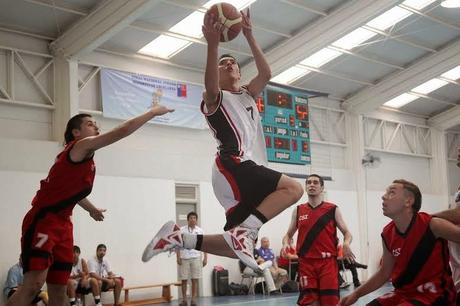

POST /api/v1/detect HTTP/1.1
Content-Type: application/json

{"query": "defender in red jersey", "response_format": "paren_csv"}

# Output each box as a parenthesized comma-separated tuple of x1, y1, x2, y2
(283, 174, 355, 306)
(340, 179, 460, 306)
(8, 103, 173, 306)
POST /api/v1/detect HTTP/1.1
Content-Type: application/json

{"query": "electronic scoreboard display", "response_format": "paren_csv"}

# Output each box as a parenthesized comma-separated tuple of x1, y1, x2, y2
(258, 83, 311, 165)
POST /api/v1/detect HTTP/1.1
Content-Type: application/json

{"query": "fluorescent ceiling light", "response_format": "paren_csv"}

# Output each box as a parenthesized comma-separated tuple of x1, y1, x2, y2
(402, 0, 436, 10)
(441, 66, 460, 80)
(299, 48, 342, 68)
(170, 11, 205, 38)
(138, 0, 257, 58)
(332, 27, 376, 50)
(383, 93, 418, 108)
(271, 66, 309, 84)
(366, 6, 412, 31)
(411, 78, 448, 94)
(138, 35, 191, 59)
(441, 0, 460, 8)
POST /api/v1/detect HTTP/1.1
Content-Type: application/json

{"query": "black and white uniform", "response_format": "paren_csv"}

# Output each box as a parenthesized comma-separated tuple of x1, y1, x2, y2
(201, 87, 282, 230)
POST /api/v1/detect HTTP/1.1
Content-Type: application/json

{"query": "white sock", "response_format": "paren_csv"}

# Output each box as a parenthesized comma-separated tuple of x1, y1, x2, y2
(240, 215, 264, 229)
(183, 233, 197, 249)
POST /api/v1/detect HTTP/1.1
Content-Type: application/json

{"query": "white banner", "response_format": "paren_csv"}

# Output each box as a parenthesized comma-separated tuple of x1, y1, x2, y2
(101, 68, 206, 129)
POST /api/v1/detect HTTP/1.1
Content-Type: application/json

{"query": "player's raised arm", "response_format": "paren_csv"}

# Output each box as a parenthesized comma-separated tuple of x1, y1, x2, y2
(71, 103, 173, 162)
(202, 12, 222, 112)
(242, 9, 271, 98)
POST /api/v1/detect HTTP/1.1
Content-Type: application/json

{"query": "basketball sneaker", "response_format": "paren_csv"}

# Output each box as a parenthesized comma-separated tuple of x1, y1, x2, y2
(223, 226, 261, 272)
(142, 221, 183, 262)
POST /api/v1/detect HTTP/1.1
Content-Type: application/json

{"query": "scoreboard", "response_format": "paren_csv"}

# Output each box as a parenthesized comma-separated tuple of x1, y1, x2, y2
(257, 83, 311, 165)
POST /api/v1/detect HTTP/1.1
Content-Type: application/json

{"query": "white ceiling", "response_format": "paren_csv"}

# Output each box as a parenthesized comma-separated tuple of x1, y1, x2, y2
(0, 0, 459, 124)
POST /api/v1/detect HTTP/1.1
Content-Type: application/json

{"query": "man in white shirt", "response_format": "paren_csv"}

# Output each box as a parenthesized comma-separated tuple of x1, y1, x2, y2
(67, 246, 101, 306)
(176, 212, 207, 306)
(87, 244, 122, 306)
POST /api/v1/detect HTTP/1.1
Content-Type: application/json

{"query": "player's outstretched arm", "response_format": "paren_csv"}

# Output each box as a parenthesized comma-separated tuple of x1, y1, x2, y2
(202, 12, 222, 112)
(433, 206, 460, 225)
(242, 9, 271, 98)
(71, 103, 173, 161)
(340, 241, 394, 306)
(78, 198, 106, 221)
(431, 217, 460, 243)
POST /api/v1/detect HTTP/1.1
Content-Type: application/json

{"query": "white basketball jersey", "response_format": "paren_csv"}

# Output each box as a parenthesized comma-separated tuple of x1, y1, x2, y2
(201, 87, 267, 165)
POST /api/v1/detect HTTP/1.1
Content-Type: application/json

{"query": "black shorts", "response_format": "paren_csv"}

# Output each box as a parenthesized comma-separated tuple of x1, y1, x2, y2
(213, 155, 282, 230)
(76, 282, 92, 295)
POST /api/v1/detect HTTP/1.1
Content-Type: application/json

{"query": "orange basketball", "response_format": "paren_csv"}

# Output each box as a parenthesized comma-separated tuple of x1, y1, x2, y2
(206, 2, 242, 42)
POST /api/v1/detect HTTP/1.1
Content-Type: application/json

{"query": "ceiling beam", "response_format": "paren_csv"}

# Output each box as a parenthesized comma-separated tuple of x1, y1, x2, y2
(343, 38, 460, 114)
(280, 0, 328, 16)
(24, 0, 87, 15)
(49, 0, 161, 59)
(328, 45, 405, 70)
(241, 0, 404, 83)
(428, 105, 460, 130)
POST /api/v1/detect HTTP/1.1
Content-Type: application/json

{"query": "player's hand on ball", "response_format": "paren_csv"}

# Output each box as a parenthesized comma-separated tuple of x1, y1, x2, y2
(151, 103, 174, 116)
(202, 12, 222, 45)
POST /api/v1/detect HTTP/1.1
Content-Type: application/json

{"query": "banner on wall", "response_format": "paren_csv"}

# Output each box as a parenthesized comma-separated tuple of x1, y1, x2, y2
(101, 68, 206, 129)
(258, 82, 323, 165)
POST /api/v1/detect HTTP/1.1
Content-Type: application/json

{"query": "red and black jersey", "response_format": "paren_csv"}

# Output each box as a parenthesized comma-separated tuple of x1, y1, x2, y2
(296, 202, 338, 259)
(382, 212, 452, 291)
(30, 141, 95, 217)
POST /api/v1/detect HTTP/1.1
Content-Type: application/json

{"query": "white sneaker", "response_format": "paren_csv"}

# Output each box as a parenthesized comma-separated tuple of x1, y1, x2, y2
(142, 221, 183, 262)
(223, 226, 261, 272)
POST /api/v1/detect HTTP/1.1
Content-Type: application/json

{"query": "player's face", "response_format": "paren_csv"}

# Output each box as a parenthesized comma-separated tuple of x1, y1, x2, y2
(218, 57, 240, 83)
(381, 183, 406, 217)
(74, 117, 100, 140)
(305, 177, 323, 196)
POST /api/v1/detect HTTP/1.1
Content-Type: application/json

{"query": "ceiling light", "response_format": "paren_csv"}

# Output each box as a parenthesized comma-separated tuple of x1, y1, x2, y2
(299, 48, 342, 68)
(383, 93, 418, 108)
(402, 0, 436, 10)
(271, 66, 309, 84)
(441, 0, 460, 8)
(441, 66, 460, 80)
(411, 78, 448, 94)
(332, 27, 377, 50)
(138, 35, 191, 59)
(366, 6, 412, 31)
(170, 11, 205, 38)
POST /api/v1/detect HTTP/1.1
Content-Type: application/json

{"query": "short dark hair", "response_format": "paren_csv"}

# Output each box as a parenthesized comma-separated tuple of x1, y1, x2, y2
(96, 244, 107, 251)
(218, 53, 241, 71)
(64, 114, 92, 144)
(73, 245, 81, 253)
(187, 212, 198, 220)
(306, 174, 324, 187)
(393, 179, 422, 212)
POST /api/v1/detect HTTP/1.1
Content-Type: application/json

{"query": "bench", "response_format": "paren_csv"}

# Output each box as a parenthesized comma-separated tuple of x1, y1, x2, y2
(121, 282, 182, 306)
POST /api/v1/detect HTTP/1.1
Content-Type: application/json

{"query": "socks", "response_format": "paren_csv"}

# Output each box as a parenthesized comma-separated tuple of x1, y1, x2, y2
(94, 295, 101, 304)
(69, 298, 76, 306)
(240, 210, 268, 229)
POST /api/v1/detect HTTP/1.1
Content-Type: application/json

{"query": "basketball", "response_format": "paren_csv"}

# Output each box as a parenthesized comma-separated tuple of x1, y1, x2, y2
(205, 2, 242, 42)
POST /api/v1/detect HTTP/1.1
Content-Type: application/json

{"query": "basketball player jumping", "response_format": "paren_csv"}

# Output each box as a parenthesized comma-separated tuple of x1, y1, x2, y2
(142, 9, 303, 271)
(8, 103, 173, 306)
